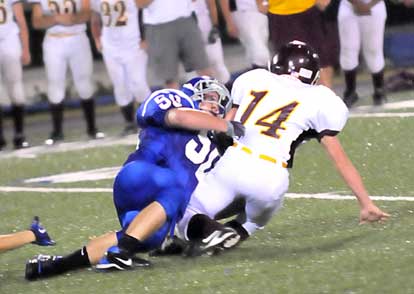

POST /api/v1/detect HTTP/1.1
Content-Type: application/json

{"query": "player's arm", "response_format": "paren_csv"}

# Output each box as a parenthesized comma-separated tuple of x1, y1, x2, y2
(320, 135, 390, 223)
(255, 0, 268, 14)
(206, 0, 218, 27)
(165, 108, 242, 137)
(31, 3, 60, 29)
(218, 0, 238, 38)
(90, 11, 102, 52)
(135, 0, 153, 8)
(13, 2, 31, 66)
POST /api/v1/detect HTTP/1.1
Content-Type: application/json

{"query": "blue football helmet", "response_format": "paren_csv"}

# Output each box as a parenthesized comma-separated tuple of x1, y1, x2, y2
(180, 76, 232, 117)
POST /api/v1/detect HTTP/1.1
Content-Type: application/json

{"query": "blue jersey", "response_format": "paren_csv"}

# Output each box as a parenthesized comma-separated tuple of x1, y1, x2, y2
(113, 88, 220, 251)
(121, 89, 218, 220)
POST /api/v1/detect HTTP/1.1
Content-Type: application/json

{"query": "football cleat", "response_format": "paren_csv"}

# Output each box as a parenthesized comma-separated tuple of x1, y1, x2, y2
(25, 254, 62, 281)
(149, 236, 188, 256)
(373, 89, 387, 106)
(343, 91, 359, 108)
(13, 134, 29, 150)
(96, 246, 151, 271)
(44, 132, 64, 146)
(105, 251, 151, 271)
(0, 138, 6, 151)
(30, 216, 56, 246)
(184, 227, 241, 257)
(88, 130, 105, 140)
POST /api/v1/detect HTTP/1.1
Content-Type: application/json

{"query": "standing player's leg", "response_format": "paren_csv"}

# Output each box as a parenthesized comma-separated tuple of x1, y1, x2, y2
(2, 34, 29, 149)
(123, 48, 151, 135)
(359, 1, 387, 106)
(69, 33, 104, 139)
(232, 10, 270, 69)
(338, 1, 361, 107)
(43, 36, 67, 145)
(102, 50, 136, 135)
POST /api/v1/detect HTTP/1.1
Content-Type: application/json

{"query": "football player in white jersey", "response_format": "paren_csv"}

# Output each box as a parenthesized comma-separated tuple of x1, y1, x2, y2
(219, 0, 270, 69)
(90, 0, 151, 135)
(176, 41, 390, 253)
(0, 0, 30, 150)
(30, 0, 104, 144)
(192, 0, 231, 86)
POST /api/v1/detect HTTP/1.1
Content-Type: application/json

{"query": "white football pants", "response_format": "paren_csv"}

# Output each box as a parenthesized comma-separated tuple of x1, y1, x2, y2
(177, 145, 289, 240)
(0, 33, 25, 105)
(42, 32, 94, 104)
(338, 0, 387, 73)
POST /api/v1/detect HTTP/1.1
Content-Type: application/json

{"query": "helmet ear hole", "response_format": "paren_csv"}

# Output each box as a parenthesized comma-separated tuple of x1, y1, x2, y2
(269, 40, 320, 85)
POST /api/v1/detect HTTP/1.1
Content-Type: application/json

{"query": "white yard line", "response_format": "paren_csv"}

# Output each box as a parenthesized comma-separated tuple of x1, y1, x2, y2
(0, 186, 412, 201)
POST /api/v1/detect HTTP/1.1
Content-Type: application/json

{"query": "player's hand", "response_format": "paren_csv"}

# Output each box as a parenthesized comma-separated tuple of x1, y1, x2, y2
(21, 50, 31, 66)
(139, 40, 148, 50)
(208, 26, 220, 44)
(225, 121, 245, 139)
(351, 0, 371, 15)
(94, 39, 102, 52)
(359, 204, 390, 224)
(257, 1, 268, 14)
(226, 21, 239, 38)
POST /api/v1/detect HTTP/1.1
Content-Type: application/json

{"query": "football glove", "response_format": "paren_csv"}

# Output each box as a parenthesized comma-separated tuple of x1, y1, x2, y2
(225, 121, 245, 139)
(207, 130, 234, 156)
(208, 26, 220, 44)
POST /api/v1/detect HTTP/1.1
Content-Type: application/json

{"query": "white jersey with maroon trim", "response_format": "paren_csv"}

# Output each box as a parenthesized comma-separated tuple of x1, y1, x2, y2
(0, 0, 19, 39)
(231, 68, 349, 165)
(91, 0, 140, 49)
(28, 0, 86, 34)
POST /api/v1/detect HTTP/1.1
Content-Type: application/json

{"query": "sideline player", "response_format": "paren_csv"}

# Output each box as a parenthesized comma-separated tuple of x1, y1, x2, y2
(90, 0, 151, 135)
(338, 0, 387, 107)
(24, 77, 245, 280)
(30, 0, 105, 144)
(0, 0, 31, 150)
(192, 0, 231, 86)
(219, 0, 270, 69)
(0, 217, 55, 253)
(176, 41, 390, 251)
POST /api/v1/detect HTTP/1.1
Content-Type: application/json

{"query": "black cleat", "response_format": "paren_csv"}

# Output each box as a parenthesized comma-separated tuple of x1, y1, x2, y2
(184, 227, 241, 257)
(105, 251, 151, 271)
(44, 132, 64, 146)
(149, 236, 188, 256)
(25, 254, 62, 281)
(373, 89, 387, 106)
(13, 134, 29, 149)
(88, 130, 105, 140)
(343, 91, 359, 108)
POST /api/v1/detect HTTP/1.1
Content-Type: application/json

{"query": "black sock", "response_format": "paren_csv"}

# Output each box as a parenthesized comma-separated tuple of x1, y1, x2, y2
(0, 107, 4, 144)
(344, 68, 357, 95)
(120, 103, 135, 124)
(50, 103, 64, 135)
(45, 247, 91, 276)
(11, 104, 25, 136)
(81, 99, 97, 134)
(372, 70, 385, 93)
(118, 234, 144, 257)
(187, 214, 224, 241)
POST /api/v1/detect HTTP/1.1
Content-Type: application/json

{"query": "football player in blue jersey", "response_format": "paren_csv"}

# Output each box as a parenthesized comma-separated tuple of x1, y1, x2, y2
(24, 76, 245, 280)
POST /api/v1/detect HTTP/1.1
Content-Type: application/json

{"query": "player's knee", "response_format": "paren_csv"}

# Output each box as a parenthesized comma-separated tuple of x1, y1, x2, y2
(156, 187, 187, 220)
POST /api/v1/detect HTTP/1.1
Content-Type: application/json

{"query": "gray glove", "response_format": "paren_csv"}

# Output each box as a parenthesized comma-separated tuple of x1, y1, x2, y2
(225, 121, 245, 139)
(208, 26, 220, 44)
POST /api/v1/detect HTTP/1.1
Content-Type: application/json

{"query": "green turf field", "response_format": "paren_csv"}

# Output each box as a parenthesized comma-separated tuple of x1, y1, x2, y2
(1, 95, 414, 294)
